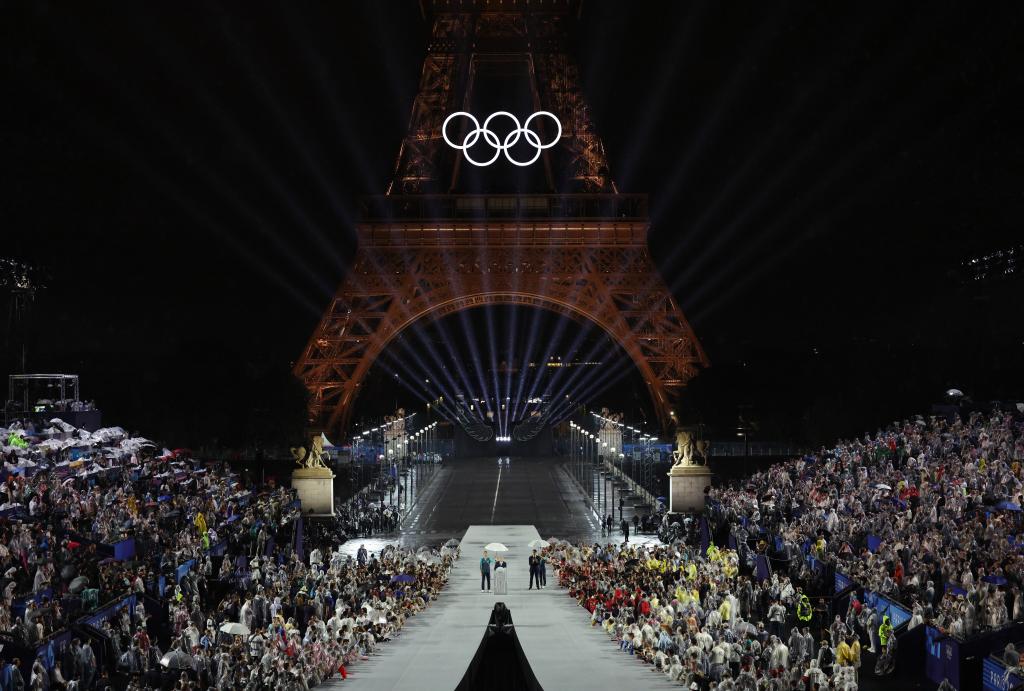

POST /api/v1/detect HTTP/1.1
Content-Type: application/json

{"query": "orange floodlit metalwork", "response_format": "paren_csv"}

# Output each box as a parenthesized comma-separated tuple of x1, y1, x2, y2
(295, 1, 708, 434)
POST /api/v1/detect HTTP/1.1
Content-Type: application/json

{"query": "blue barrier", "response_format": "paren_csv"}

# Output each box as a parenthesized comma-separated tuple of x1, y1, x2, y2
(85, 593, 137, 627)
(112, 538, 135, 561)
(983, 657, 1024, 691)
(835, 571, 856, 593)
(946, 583, 968, 598)
(865, 591, 912, 628)
(176, 559, 196, 583)
(37, 631, 74, 673)
(926, 626, 961, 687)
(699, 517, 711, 554)
(11, 587, 54, 619)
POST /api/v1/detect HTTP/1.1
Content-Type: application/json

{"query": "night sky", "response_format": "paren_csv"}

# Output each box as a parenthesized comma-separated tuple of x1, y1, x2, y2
(3, 1, 1022, 449)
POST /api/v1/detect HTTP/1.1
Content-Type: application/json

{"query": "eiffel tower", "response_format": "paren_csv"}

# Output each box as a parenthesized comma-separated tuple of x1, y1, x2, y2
(296, 0, 708, 434)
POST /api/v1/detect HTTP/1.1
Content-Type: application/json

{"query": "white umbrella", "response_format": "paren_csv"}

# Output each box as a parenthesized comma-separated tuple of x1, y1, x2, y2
(946, 389, 964, 398)
(875, 483, 892, 491)
(527, 539, 550, 550)
(160, 649, 194, 670)
(219, 622, 249, 636)
(483, 542, 509, 552)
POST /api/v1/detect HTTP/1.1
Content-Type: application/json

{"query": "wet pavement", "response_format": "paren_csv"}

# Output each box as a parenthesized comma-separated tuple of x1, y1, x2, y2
(334, 455, 661, 558)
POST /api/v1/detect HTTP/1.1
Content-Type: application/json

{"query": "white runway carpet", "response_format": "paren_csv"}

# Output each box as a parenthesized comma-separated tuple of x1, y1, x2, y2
(331, 525, 678, 690)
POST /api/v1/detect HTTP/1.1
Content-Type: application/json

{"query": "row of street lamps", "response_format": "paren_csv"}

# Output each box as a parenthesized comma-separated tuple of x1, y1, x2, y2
(350, 417, 441, 517)
(591, 412, 661, 499)
(570, 418, 663, 521)
(569, 421, 628, 522)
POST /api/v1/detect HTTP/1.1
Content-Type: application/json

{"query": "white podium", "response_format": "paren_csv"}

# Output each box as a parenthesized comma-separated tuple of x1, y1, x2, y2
(668, 464, 712, 513)
(291, 467, 336, 516)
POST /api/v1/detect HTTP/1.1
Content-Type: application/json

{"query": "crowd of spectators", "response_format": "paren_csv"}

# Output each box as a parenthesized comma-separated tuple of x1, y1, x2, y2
(547, 407, 1024, 689)
(708, 409, 1024, 640)
(553, 539, 869, 689)
(0, 416, 453, 689)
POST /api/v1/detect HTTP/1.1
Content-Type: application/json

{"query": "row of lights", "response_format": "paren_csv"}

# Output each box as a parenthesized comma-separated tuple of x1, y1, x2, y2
(586, 414, 657, 441)
(354, 412, 417, 441)
(374, 421, 439, 460)
(569, 422, 627, 458)
(496, 436, 511, 443)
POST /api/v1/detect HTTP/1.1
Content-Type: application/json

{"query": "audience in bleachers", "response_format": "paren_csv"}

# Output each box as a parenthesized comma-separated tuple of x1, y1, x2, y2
(0, 417, 452, 689)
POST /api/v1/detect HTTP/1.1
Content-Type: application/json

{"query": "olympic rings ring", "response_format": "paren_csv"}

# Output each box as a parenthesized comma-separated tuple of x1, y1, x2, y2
(442, 111, 562, 167)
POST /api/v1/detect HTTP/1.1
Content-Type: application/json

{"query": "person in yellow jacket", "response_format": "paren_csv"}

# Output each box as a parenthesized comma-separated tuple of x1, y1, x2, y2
(836, 636, 854, 668)
(797, 594, 813, 623)
(813, 536, 827, 559)
(878, 615, 893, 647)
(718, 598, 731, 623)
(194, 511, 207, 535)
(685, 562, 697, 581)
(707, 544, 720, 561)
(723, 561, 738, 578)
(850, 635, 862, 681)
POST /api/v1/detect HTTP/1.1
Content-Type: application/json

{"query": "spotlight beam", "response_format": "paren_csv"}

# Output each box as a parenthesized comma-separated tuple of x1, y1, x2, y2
(682, 21, 975, 319)
(653, 9, 955, 305)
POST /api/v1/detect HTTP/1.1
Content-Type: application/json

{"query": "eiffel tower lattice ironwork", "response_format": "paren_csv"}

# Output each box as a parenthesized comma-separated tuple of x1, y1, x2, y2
(295, 0, 708, 434)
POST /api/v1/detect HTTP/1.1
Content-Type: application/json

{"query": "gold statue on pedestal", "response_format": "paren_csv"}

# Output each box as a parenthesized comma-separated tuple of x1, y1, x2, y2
(696, 439, 710, 465)
(671, 429, 708, 467)
(671, 429, 694, 467)
(291, 434, 328, 470)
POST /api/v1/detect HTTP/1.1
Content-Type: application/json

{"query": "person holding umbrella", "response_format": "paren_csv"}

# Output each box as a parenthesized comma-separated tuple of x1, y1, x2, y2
(529, 550, 540, 590)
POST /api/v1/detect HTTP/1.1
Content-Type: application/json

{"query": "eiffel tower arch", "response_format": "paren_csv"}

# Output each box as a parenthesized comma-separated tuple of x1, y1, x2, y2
(296, 0, 708, 434)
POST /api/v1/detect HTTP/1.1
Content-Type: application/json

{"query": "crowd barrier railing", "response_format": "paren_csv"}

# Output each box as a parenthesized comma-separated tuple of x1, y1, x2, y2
(982, 652, 1024, 691)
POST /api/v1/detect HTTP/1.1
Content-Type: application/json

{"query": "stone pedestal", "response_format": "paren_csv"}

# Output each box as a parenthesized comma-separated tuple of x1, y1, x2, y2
(291, 467, 335, 516)
(668, 464, 713, 513)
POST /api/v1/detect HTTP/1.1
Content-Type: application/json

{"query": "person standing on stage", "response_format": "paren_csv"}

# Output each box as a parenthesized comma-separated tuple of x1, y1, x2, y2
(480, 550, 492, 592)
(528, 550, 540, 590)
(538, 552, 547, 589)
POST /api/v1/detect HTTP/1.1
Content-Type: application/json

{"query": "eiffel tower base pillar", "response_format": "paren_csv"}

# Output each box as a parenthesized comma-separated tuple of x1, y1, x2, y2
(667, 465, 712, 513)
(292, 468, 336, 516)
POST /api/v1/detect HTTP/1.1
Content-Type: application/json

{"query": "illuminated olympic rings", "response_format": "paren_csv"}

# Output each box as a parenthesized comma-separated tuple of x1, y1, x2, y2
(441, 111, 562, 167)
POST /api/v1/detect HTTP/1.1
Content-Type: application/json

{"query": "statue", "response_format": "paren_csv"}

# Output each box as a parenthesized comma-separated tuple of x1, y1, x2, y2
(696, 439, 709, 466)
(671, 429, 695, 467)
(599, 407, 623, 432)
(291, 434, 328, 469)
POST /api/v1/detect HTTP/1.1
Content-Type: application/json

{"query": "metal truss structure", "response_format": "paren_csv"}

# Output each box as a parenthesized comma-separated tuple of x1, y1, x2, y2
(296, 0, 708, 434)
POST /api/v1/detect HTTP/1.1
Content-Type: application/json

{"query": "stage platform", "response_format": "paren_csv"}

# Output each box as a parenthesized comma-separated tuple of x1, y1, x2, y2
(334, 524, 677, 690)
